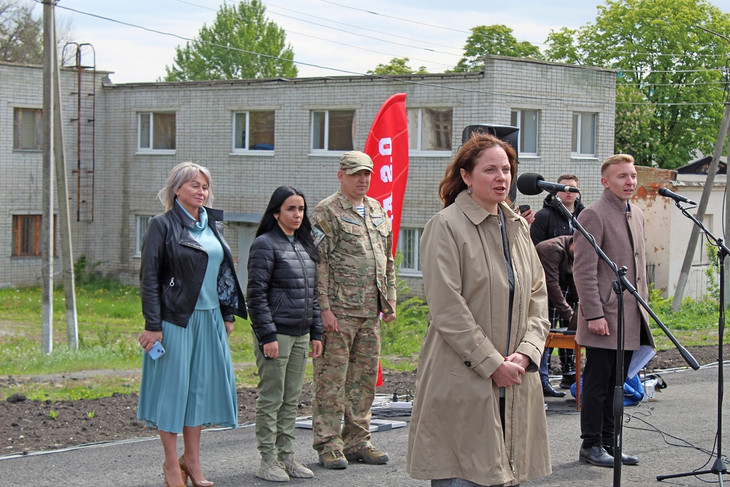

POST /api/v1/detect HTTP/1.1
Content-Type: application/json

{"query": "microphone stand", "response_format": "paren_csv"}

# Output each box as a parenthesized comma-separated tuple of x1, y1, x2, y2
(549, 193, 700, 487)
(656, 200, 727, 484)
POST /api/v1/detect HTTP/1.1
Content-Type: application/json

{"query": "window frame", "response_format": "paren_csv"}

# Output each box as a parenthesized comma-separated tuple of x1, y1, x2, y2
(231, 110, 276, 154)
(571, 112, 597, 157)
(310, 109, 355, 153)
(137, 111, 176, 154)
(407, 107, 453, 155)
(397, 227, 423, 276)
(13, 107, 43, 151)
(510, 109, 539, 156)
(11, 214, 50, 257)
(135, 215, 152, 257)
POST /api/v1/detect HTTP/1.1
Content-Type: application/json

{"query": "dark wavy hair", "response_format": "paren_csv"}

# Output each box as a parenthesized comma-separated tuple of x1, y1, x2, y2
(256, 186, 320, 263)
(438, 133, 517, 208)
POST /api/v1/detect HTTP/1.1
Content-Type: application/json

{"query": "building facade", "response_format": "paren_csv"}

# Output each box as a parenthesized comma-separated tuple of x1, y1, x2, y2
(2, 56, 617, 294)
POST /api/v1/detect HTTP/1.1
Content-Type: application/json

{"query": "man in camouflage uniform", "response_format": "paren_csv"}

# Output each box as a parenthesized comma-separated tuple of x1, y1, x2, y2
(310, 151, 397, 470)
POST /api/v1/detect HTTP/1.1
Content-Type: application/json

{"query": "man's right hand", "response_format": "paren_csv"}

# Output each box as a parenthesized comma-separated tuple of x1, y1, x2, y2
(588, 317, 610, 336)
(321, 309, 339, 332)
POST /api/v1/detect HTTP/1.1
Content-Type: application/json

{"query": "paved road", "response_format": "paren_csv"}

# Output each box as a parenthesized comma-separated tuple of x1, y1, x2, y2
(2, 365, 728, 486)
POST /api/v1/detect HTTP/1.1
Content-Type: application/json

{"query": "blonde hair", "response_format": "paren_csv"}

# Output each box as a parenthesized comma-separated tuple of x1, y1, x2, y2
(600, 154, 634, 175)
(157, 162, 213, 211)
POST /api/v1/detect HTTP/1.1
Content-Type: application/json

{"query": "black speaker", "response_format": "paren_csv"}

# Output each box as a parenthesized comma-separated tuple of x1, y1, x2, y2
(461, 124, 520, 202)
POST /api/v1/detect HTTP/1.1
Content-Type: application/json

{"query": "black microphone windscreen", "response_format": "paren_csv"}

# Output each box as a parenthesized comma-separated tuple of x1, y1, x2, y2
(658, 188, 671, 197)
(516, 173, 544, 196)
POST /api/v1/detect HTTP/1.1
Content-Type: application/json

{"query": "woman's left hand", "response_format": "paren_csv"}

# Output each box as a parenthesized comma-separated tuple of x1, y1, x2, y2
(309, 340, 322, 358)
(224, 321, 234, 337)
(492, 353, 529, 387)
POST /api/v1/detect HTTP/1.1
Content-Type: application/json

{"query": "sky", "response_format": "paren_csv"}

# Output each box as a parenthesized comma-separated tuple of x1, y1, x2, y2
(48, 0, 730, 84)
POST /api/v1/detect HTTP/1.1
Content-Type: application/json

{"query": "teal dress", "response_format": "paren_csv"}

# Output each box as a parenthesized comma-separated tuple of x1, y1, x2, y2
(137, 205, 238, 433)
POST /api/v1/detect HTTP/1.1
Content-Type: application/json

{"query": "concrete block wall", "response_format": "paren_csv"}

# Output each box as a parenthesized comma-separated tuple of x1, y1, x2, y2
(2, 57, 617, 292)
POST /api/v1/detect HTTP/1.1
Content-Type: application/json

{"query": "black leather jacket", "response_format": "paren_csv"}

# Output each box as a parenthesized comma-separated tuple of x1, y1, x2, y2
(140, 203, 247, 332)
(246, 226, 323, 345)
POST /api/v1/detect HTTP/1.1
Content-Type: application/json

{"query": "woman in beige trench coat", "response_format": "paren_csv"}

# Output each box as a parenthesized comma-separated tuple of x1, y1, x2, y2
(407, 133, 552, 487)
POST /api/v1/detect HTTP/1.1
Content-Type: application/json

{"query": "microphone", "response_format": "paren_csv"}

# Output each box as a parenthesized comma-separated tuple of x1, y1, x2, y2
(516, 173, 581, 196)
(658, 187, 697, 205)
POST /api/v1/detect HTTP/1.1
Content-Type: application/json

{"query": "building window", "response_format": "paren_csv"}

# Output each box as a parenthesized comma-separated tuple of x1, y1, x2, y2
(510, 109, 539, 155)
(398, 227, 422, 274)
(12, 215, 43, 257)
(233, 110, 275, 151)
(13, 107, 42, 150)
(311, 110, 354, 151)
(408, 108, 452, 152)
(138, 112, 176, 152)
(135, 215, 152, 257)
(572, 112, 597, 156)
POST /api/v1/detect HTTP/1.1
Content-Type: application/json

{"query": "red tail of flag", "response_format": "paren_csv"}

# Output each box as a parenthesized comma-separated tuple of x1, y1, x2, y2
(365, 93, 409, 387)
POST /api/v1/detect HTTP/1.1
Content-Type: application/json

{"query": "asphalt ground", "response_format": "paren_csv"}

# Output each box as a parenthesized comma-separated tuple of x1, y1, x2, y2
(1, 364, 728, 487)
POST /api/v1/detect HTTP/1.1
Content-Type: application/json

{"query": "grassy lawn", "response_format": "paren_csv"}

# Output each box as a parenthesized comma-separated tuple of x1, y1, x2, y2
(0, 277, 725, 402)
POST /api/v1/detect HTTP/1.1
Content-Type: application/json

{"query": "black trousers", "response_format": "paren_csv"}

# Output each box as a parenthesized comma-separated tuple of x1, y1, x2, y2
(579, 347, 633, 448)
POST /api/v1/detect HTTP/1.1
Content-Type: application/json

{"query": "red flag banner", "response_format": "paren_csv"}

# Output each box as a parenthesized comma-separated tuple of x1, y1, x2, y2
(364, 93, 408, 388)
(365, 93, 409, 252)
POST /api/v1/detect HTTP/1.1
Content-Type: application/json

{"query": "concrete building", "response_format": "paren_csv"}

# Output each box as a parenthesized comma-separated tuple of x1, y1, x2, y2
(3, 55, 618, 294)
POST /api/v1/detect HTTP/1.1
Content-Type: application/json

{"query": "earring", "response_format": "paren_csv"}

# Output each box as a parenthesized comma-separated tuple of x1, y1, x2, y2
(466, 187, 472, 195)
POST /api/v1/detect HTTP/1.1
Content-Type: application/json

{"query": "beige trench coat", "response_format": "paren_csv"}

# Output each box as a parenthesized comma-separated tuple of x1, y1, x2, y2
(407, 192, 552, 486)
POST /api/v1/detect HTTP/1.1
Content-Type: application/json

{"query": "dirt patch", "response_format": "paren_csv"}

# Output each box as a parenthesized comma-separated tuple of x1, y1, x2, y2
(0, 346, 719, 456)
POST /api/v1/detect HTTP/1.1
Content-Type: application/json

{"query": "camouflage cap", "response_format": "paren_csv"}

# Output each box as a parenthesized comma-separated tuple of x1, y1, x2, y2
(339, 151, 374, 175)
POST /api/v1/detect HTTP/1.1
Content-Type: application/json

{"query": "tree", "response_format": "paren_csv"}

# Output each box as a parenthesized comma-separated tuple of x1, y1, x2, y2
(164, 0, 297, 81)
(0, 0, 42, 64)
(367, 57, 428, 75)
(453, 24, 543, 72)
(545, 0, 730, 168)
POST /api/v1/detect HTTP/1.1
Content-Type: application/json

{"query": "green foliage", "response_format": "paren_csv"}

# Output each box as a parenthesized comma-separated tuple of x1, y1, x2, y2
(544, 0, 730, 168)
(367, 57, 428, 75)
(49, 410, 59, 420)
(614, 83, 656, 160)
(164, 0, 297, 81)
(648, 284, 725, 349)
(705, 242, 720, 301)
(86, 410, 96, 419)
(0, 0, 42, 64)
(453, 24, 543, 72)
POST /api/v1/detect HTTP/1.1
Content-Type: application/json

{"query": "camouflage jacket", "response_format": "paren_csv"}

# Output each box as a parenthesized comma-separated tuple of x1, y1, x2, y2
(311, 190, 396, 318)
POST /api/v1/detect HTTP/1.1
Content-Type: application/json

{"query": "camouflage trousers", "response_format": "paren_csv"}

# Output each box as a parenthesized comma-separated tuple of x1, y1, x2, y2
(312, 313, 380, 454)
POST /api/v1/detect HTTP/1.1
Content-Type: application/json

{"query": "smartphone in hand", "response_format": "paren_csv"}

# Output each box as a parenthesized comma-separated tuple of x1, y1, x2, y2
(148, 340, 165, 360)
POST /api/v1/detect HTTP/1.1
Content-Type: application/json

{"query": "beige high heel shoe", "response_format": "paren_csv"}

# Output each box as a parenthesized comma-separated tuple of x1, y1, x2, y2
(162, 463, 187, 487)
(179, 455, 214, 487)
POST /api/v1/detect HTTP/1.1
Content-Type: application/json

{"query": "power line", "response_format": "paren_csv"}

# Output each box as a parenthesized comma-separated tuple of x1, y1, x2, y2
(284, 29, 454, 70)
(263, 1, 463, 54)
(319, 0, 469, 34)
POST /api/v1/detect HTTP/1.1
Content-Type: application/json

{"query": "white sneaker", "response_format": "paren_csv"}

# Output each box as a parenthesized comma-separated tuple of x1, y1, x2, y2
(280, 454, 314, 479)
(256, 458, 290, 482)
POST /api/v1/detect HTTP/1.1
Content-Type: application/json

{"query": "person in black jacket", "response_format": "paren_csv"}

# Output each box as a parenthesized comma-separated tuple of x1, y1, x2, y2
(247, 186, 324, 482)
(137, 162, 246, 487)
(530, 174, 584, 395)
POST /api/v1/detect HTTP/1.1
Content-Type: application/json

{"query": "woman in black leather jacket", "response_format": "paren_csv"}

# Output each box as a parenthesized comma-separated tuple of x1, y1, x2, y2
(247, 186, 323, 482)
(137, 162, 246, 487)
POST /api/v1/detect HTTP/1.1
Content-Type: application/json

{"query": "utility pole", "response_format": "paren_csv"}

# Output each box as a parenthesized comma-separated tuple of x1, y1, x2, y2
(51, 10, 79, 350)
(42, 0, 78, 351)
(673, 26, 730, 310)
(41, 0, 55, 354)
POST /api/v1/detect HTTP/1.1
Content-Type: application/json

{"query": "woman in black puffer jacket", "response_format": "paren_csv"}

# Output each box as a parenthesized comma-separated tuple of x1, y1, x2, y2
(247, 186, 323, 482)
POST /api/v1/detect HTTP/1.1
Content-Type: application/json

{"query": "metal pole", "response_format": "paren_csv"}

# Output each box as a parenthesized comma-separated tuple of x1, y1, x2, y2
(41, 0, 55, 354)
